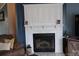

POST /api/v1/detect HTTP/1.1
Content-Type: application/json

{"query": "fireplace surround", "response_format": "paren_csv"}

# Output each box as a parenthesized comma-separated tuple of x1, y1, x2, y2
(33, 33, 55, 52)
(24, 4, 63, 54)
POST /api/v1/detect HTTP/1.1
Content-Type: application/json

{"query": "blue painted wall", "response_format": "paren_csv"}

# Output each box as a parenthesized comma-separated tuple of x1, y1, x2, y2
(16, 4, 26, 47)
(64, 3, 79, 35)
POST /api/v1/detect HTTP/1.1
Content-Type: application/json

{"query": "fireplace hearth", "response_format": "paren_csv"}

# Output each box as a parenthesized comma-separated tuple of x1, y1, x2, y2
(33, 33, 55, 52)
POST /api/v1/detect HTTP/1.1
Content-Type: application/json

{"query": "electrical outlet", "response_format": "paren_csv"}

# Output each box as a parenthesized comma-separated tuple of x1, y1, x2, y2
(56, 20, 60, 24)
(25, 21, 28, 25)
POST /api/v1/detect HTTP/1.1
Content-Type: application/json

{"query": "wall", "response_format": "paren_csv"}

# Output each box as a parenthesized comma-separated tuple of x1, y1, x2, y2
(7, 3, 16, 36)
(16, 4, 26, 47)
(0, 4, 17, 35)
(63, 3, 79, 35)
(24, 4, 63, 53)
(0, 5, 9, 35)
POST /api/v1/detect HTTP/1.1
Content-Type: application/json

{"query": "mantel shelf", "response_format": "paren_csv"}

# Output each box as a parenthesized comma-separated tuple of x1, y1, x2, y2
(24, 25, 56, 28)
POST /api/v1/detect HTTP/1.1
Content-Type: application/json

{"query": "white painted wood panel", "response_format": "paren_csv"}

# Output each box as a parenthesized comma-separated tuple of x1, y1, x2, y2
(24, 4, 58, 26)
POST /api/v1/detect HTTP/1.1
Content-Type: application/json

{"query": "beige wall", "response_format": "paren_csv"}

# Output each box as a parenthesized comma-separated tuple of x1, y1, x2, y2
(7, 3, 16, 36)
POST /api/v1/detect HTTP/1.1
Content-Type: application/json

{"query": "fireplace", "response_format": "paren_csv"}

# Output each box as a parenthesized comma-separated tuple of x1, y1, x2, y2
(33, 33, 55, 52)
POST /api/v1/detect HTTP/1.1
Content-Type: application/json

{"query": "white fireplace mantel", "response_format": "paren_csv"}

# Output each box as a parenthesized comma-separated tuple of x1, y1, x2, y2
(23, 4, 63, 53)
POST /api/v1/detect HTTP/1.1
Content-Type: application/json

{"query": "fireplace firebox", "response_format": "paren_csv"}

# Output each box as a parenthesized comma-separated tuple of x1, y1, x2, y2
(33, 33, 55, 52)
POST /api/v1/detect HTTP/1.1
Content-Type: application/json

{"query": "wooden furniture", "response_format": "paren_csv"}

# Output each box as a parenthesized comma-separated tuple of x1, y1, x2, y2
(63, 38, 68, 56)
(75, 15, 79, 36)
(68, 37, 79, 56)
(0, 34, 26, 56)
(0, 42, 25, 56)
(63, 37, 79, 56)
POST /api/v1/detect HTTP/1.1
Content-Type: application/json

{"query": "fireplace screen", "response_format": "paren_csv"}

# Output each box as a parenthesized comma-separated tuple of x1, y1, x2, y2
(33, 33, 55, 52)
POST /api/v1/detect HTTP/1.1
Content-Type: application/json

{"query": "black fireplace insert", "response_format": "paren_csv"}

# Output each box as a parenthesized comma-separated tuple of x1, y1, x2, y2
(33, 33, 55, 52)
